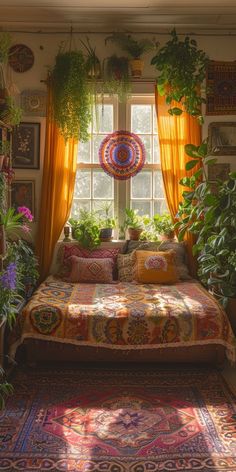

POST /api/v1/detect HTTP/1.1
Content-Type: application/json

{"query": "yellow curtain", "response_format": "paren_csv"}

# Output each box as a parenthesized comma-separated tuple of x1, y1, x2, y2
(155, 91, 201, 277)
(36, 85, 78, 280)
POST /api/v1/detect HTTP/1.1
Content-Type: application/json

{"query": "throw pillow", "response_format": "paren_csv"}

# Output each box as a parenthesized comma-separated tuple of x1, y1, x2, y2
(66, 256, 114, 283)
(158, 240, 191, 280)
(63, 245, 120, 266)
(117, 251, 136, 282)
(124, 240, 160, 254)
(133, 250, 179, 284)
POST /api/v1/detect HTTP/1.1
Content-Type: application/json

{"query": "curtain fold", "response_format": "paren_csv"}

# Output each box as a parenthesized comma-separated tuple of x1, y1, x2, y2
(36, 84, 78, 280)
(155, 91, 201, 277)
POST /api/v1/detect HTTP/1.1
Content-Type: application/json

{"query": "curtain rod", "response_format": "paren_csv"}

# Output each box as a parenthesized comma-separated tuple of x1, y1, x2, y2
(2, 29, 236, 37)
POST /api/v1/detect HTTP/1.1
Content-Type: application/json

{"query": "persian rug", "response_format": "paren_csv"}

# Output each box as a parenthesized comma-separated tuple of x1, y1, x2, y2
(0, 367, 236, 471)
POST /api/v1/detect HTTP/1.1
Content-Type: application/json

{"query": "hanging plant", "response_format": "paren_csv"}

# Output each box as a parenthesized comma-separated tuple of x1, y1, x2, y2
(51, 50, 92, 141)
(103, 54, 131, 103)
(151, 29, 208, 123)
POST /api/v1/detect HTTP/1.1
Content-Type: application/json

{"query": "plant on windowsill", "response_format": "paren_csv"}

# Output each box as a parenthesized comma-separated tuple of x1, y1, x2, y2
(105, 32, 158, 78)
(51, 48, 92, 141)
(103, 55, 131, 103)
(151, 29, 208, 124)
(97, 202, 116, 241)
(152, 213, 175, 240)
(123, 208, 144, 240)
(69, 209, 101, 249)
(174, 140, 236, 314)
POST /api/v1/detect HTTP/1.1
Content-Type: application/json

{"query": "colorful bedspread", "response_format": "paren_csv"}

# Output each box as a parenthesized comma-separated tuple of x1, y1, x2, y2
(9, 276, 236, 361)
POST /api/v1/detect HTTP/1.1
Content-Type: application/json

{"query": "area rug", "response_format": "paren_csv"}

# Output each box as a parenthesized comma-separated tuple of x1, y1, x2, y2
(0, 367, 236, 471)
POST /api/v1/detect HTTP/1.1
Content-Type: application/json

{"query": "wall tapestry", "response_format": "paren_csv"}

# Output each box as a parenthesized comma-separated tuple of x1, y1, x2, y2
(21, 90, 47, 116)
(206, 61, 236, 115)
(99, 130, 146, 180)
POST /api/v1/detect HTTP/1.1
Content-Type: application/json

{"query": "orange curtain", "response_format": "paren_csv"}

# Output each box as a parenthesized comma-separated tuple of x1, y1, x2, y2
(155, 91, 201, 277)
(36, 84, 78, 280)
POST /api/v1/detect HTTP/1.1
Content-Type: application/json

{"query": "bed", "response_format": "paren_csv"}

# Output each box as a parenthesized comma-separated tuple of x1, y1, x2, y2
(9, 274, 236, 364)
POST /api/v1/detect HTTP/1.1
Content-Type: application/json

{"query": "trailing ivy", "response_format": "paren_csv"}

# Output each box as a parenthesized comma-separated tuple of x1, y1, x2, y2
(51, 50, 92, 141)
(151, 29, 208, 123)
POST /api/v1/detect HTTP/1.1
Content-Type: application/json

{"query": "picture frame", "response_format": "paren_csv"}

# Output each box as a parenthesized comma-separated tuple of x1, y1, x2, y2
(11, 180, 35, 217)
(12, 122, 40, 169)
(208, 122, 236, 156)
(206, 61, 236, 115)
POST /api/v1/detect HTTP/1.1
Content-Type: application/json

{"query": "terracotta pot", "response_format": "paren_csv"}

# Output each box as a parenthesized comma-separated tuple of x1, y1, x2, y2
(0, 224, 6, 256)
(159, 231, 175, 241)
(226, 297, 236, 336)
(129, 58, 144, 78)
(128, 228, 143, 241)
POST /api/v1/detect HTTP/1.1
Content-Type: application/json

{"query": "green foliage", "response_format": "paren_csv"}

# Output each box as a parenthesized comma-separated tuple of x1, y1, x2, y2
(123, 208, 143, 230)
(151, 29, 208, 123)
(103, 55, 131, 103)
(105, 32, 158, 59)
(0, 367, 13, 411)
(51, 50, 92, 141)
(1, 97, 22, 126)
(0, 207, 25, 239)
(152, 213, 174, 237)
(175, 140, 236, 304)
(69, 209, 101, 249)
(80, 37, 101, 78)
(0, 33, 11, 64)
(7, 239, 39, 298)
(97, 202, 116, 229)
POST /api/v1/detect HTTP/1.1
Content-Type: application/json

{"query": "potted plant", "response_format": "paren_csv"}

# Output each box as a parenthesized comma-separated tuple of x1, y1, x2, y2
(123, 208, 143, 240)
(175, 140, 236, 317)
(80, 37, 101, 79)
(98, 202, 116, 241)
(51, 49, 92, 141)
(1, 96, 22, 127)
(151, 29, 208, 123)
(69, 209, 101, 249)
(103, 54, 131, 103)
(7, 239, 39, 299)
(0, 367, 13, 409)
(105, 32, 158, 78)
(152, 213, 175, 240)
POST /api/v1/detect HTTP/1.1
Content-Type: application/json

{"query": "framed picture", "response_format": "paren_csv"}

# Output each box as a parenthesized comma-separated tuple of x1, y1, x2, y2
(206, 61, 236, 115)
(21, 90, 47, 116)
(11, 180, 35, 216)
(208, 122, 236, 155)
(12, 122, 40, 169)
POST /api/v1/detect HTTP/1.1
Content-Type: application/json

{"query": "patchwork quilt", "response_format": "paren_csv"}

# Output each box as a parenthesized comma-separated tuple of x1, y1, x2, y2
(9, 276, 236, 361)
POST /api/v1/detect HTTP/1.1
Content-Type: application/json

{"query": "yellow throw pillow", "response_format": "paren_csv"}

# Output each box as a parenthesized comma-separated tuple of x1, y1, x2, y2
(133, 250, 179, 284)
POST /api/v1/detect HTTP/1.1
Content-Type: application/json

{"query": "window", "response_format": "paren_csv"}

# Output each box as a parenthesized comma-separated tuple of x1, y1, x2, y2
(71, 94, 167, 224)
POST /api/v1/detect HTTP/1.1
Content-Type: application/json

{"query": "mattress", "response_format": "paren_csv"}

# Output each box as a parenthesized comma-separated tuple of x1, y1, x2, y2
(9, 276, 236, 362)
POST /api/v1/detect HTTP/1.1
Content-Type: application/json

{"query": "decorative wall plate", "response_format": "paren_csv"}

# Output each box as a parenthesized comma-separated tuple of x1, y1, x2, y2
(21, 90, 47, 116)
(8, 44, 34, 73)
(99, 130, 146, 180)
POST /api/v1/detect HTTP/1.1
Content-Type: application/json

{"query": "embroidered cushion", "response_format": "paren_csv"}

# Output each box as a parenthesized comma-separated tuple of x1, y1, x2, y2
(133, 250, 179, 284)
(158, 240, 191, 280)
(117, 251, 136, 282)
(63, 245, 120, 265)
(67, 256, 114, 283)
(123, 240, 160, 254)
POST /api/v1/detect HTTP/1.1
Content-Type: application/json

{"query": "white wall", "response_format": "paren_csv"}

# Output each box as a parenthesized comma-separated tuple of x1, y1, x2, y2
(6, 31, 236, 238)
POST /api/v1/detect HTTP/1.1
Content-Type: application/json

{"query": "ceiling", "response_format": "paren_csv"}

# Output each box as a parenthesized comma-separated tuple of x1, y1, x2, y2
(1, 0, 236, 32)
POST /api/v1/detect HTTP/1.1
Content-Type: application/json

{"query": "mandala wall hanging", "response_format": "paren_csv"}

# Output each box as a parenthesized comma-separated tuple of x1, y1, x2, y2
(99, 130, 146, 180)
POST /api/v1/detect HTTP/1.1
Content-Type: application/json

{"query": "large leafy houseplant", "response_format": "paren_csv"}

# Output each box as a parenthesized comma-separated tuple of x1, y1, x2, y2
(175, 140, 236, 306)
(151, 29, 208, 123)
(69, 209, 101, 249)
(105, 32, 156, 59)
(51, 49, 92, 141)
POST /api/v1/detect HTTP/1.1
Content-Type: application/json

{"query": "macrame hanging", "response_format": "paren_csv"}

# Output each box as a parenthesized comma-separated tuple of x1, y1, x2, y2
(99, 130, 146, 180)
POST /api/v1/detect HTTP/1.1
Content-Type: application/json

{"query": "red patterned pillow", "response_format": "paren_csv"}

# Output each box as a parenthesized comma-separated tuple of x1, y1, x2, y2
(63, 245, 120, 266)
(67, 256, 114, 283)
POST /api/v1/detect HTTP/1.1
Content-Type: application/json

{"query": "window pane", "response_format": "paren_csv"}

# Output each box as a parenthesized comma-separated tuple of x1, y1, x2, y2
(131, 105, 152, 134)
(132, 200, 151, 216)
(153, 136, 160, 164)
(93, 135, 104, 163)
(131, 172, 152, 199)
(154, 171, 165, 198)
(93, 200, 114, 216)
(154, 200, 168, 215)
(77, 140, 91, 163)
(153, 106, 158, 134)
(71, 200, 91, 218)
(140, 135, 151, 163)
(74, 170, 91, 199)
(93, 104, 113, 133)
(93, 171, 113, 199)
